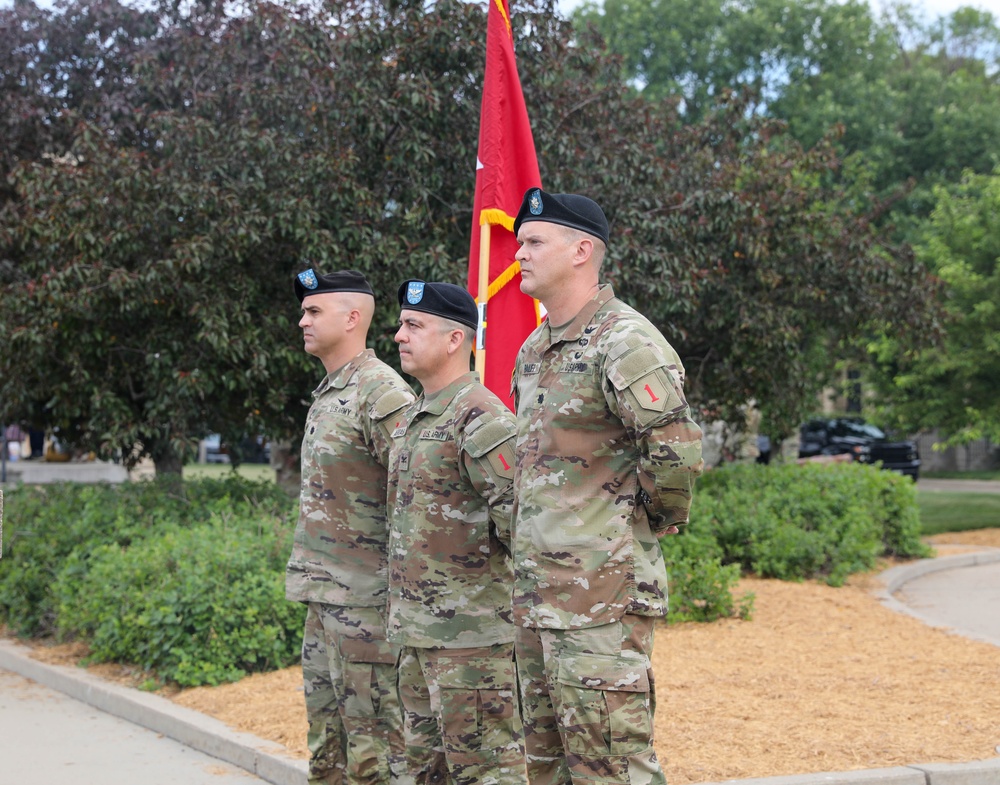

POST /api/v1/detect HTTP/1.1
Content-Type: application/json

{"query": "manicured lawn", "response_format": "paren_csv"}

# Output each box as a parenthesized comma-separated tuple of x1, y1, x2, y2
(182, 463, 276, 483)
(922, 470, 1000, 481)
(918, 490, 1000, 535)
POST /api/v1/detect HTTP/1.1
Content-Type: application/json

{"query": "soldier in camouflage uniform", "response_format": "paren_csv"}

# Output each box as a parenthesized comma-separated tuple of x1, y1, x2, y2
(387, 280, 527, 785)
(286, 268, 416, 785)
(509, 190, 704, 785)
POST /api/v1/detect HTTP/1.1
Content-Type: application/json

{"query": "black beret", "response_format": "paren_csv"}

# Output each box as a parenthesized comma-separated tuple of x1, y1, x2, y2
(513, 188, 610, 245)
(397, 280, 479, 331)
(294, 268, 374, 302)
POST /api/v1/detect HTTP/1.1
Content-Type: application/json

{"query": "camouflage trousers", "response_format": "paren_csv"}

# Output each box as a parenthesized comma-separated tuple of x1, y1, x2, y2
(302, 603, 412, 785)
(397, 642, 528, 785)
(514, 616, 666, 785)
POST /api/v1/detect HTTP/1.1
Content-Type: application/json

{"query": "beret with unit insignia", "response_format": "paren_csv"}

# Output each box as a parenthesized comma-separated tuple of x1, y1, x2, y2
(294, 267, 374, 302)
(513, 188, 610, 245)
(397, 279, 479, 331)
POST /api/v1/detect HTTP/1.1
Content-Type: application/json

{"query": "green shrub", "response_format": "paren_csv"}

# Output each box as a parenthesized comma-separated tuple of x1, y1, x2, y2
(686, 462, 929, 586)
(1, 463, 926, 685)
(660, 523, 754, 622)
(53, 511, 305, 687)
(0, 477, 294, 637)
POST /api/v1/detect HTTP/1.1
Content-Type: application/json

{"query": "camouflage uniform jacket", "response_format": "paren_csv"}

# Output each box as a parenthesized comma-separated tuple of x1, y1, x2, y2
(286, 349, 414, 607)
(386, 372, 518, 649)
(511, 284, 703, 630)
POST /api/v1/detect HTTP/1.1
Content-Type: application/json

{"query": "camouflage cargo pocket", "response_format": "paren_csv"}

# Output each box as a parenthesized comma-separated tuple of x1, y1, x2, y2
(432, 655, 520, 753)
(555, 651, 653, 757)
(339, 636, 398, 719)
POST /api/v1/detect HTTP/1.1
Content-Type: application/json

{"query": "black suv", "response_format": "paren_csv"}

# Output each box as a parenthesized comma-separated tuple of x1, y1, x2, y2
(798, 417, 921, 480)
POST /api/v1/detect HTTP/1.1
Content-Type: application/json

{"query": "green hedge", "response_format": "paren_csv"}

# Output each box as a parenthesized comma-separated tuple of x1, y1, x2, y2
(53, 514, 303, 686)
(671, 461, 930, 587)
(0, 462, 927, 685)
(0, 477, 304, 686)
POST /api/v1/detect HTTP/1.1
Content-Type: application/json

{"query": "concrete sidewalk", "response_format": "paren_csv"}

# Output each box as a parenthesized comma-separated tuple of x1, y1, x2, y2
(0, 639, 307, 785)
(2, 549, 1000, 785)
(0, 667, 269, 785)
(916, 478, 1000, 494)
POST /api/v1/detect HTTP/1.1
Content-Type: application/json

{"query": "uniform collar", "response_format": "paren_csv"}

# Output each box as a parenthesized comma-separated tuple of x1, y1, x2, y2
(413, 371, 479, 416)
(545, 284, 616, 346)
(313, 348, 374, 397)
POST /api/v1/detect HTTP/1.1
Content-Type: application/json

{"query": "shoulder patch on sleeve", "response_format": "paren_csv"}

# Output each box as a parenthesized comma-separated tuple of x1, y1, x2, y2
(607, 341, 667, 391)
(605, 337, 687, 426)
(463, 412, 516, 484)
(463, 413, 516, 458)
(369, 384, 413, 422)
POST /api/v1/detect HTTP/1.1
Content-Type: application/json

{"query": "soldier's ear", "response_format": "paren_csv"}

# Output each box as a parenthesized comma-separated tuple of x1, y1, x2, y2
(573, 237, 594, 268)
(446, 327, 469, 356)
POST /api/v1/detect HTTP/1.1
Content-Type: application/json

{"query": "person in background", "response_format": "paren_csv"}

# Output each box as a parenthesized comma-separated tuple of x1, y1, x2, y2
(509, 189, 704, 785)
(285, 268, 415, 785)
(4, 423, 25, 461)
(387, 280, 527, 785)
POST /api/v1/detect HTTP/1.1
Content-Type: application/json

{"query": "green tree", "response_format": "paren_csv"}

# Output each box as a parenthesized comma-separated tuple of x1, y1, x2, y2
(574, 0, 1000, 226)
(0, 0, 165, 224)
(867, 168, 1000, 444)
(513, 15, 938, 439)
(773, 4, 1000, 229)
(572, 0, 895, 121)
(0, 0, 940, 469)
(0, 0, 486, 473)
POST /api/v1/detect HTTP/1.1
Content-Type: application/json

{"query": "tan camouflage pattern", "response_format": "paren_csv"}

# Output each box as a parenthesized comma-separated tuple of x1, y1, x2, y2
(286, 348, 414, 606)
(386, 372, 518, 649)
(510, 284, 703, 630)
(515, 616, 665, 785)
(287, 348, 414, 785)
(302, 603, 412, 785)
(398, 643, 527, 785)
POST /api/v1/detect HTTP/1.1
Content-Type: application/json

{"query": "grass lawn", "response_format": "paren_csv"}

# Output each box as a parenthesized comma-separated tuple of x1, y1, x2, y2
(918, 490, 1000, 535)
(182, 463, 276, 483)
(922, 469, 1000, 481)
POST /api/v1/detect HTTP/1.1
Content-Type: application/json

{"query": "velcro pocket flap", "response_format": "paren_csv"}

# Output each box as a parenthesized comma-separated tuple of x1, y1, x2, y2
(556, 652, 650, 693)
(431, 656, 515, 689)
(339, 636, 397, 665)
(607, 345, 665, 391)
(370, 386, 412, 422)
(463, 415, 515, 459)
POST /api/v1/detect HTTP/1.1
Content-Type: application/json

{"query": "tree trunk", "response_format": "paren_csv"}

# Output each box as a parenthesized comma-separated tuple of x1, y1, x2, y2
(149, 440, 184, 492)
(270, 439, 300, 497)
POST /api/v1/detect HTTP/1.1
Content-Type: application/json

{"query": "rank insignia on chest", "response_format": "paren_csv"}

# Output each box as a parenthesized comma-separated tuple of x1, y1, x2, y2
(398, 450, 410, 472)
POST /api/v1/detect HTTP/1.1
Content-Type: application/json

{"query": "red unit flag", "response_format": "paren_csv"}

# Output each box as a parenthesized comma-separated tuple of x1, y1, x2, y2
(468, 0, 543, 410)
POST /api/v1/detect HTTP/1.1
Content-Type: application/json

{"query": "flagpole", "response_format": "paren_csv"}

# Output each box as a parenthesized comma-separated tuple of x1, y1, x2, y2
(475, 221, 490, 376)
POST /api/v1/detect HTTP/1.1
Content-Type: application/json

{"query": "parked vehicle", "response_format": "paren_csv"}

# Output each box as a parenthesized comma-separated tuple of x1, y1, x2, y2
(798, 417, 920, 480)
(202, 434, 270, 465)
(203, 434, 230, 464)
